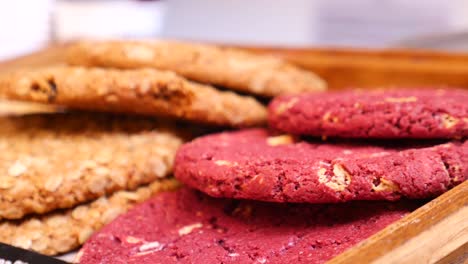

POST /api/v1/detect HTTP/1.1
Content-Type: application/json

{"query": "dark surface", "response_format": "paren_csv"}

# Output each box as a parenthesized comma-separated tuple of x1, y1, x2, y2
(0, 242, 67, 264)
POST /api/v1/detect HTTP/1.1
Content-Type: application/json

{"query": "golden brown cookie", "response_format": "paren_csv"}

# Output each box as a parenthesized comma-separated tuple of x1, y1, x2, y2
(66, 40, 326, 97)
(0, 66, 267, 127)
(0, 112, 184, 220)
(0, 178, 181, 256)
(0, 100, 61, 116)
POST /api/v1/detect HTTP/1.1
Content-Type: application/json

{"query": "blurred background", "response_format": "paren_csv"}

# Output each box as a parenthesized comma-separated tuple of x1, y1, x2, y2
(1, 0, 468, 61)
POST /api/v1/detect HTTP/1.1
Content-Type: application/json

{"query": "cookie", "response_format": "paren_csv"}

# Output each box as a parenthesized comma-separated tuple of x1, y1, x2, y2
(0, 100, 61, 115)
(77, 188, 418, 264)
(0, 66, 267, 127)
(0, 113, 184, 220)
(175, 129, 467, 203)
(66, 40, 326, 97)
(269, 89, 468, 139)
(0, 179, 180, 256)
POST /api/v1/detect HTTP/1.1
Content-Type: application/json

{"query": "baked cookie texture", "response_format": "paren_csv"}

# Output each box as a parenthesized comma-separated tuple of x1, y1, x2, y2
(0, 179, 180, 256)
(269, 89, 468, 139)
(0, 100, 61, 115)
(78, 188, 418, 264)
(175, 129, 467, 203)
(0, 66, 267, 127)
(66, 40, 326, 97)
(0, 113, 184, 220)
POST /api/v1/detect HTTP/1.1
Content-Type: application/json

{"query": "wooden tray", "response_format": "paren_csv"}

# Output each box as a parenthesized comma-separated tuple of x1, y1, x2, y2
(246, 46, 468, 90)
(0, 45, 466, 264)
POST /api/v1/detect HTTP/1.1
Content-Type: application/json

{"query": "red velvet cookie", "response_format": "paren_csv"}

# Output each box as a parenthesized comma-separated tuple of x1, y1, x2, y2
(268, 89, 468, 139)
(78, 188, 418, 264)
(175, 129, 467, 203)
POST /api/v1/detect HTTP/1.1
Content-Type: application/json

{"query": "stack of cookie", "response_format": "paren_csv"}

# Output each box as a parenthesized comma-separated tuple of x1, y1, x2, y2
(0, 113, 184, 256)
(77, 76, 467, 260)
(0, 40, 325, 258)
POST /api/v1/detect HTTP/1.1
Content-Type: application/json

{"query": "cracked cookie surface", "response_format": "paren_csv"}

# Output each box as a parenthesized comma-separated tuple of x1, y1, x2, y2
(0, 113, 184, 219)
(174, 129, 467, 203)
(66, 40, 326, 97)
(0, 66, 267, 127)
(78, 188, 418, 264)
(269, 89, 468, 139)
(0, 179, 180, 256)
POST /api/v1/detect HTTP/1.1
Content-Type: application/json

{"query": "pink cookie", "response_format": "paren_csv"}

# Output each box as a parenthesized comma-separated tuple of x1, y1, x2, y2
(175, 129, 467, 203)
(269, 89, 468, 139)
(78, 188, 418, 264)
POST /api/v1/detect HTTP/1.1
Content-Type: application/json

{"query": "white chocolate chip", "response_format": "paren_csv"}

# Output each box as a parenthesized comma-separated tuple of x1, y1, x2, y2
(318, 164, 351, 191)
(139, 241, 164, 252)
(215, 160, 235, 166)
(322, 112, 339, 123)
(178, 223, 203, 236)
(266, 135, 294, 146)
(441, 114, 459, 129)
(126, 236, 144, 244)
(372, 178, 400, 192)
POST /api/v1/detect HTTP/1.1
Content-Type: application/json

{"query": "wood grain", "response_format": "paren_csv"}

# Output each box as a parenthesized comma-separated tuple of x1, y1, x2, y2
(328, 181, 468, 264)
(245, 46, 468, 90)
